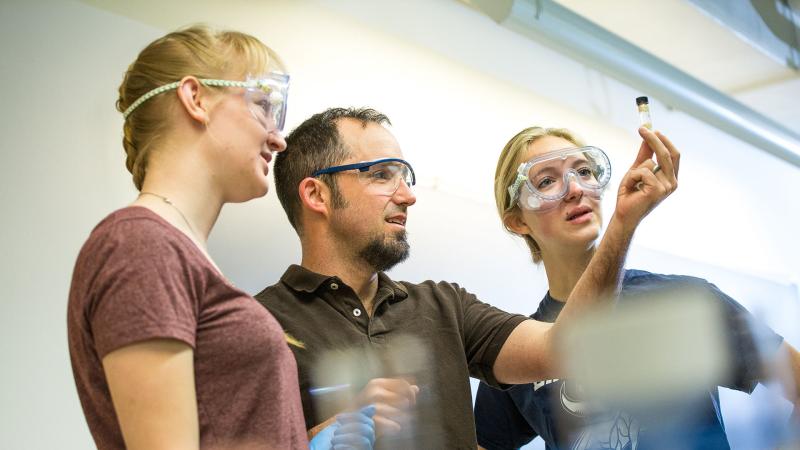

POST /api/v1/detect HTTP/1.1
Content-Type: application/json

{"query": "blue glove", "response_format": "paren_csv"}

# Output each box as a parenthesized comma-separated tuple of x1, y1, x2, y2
(308, 405, 376, 450)
(308, 421, 338, 450)
(332, 404, 376, 450)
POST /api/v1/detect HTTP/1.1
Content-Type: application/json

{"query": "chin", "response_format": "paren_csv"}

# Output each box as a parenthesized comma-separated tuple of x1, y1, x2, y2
(573, 227, 601, 246)
(230, 184, 269, 203)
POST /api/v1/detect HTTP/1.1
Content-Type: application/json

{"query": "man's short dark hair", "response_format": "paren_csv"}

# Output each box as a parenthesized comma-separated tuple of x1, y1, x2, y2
(274, 107, 392, 234)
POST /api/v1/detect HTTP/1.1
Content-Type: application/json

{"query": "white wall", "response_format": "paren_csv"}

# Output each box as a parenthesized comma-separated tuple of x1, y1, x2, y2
(1, 0, 797, 448)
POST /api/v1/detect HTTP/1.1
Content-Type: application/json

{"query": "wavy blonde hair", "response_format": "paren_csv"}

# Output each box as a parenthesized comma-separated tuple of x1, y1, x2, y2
(493, 126, 585, 263)
(116, 25, 285, 190)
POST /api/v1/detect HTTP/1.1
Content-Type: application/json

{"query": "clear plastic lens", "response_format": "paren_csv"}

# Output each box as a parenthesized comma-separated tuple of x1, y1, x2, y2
(527, 154, 603, 194)
(244, 73, 289, 131)
(517, 146, 611, 211)
(361, 161, 414, 195)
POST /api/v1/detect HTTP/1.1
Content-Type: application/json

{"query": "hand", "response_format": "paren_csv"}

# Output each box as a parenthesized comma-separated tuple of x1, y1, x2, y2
(309, 405, 376, 450)
(612, 127, 680, 232)
(332, 405, 376, 449)
(354, 378, 419, 437)
(308, 422, 337, 450)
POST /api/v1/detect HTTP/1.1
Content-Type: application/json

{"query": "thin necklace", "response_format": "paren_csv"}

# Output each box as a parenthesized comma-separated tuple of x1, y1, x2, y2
(138, 192, 205, 247)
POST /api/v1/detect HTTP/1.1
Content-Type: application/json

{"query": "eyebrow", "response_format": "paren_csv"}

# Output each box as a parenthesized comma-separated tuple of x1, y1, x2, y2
(530, 156, 591, 177)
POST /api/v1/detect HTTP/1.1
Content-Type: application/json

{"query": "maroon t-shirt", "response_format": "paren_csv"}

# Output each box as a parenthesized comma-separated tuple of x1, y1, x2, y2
(67, 207, 308, 449)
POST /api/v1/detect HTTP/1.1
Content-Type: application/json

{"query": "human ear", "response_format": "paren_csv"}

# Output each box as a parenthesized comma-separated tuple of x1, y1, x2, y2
(298, 178, 331, 217)
(503, 210, 532, 236)
(176, 76, 210, 125)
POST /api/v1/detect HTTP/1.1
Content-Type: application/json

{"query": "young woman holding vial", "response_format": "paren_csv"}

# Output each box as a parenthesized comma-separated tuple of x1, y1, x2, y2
(474, 125, 800, 450)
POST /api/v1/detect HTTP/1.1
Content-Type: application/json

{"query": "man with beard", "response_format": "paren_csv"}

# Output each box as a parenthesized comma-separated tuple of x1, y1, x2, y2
(255, 107, 679, 449)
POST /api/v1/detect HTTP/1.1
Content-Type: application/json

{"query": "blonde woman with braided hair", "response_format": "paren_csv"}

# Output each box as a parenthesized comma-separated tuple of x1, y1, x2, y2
(67, 25, 374, 450)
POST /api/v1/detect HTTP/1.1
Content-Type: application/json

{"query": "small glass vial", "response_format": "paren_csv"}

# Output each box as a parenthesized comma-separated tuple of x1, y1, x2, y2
(636, 96, 653, 130)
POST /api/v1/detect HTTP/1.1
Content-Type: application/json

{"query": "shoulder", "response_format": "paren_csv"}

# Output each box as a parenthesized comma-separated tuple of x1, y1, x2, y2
(621, 269, 746, 314)
(254, 281, 290, 307)
(82, 207, 186, 256)
(622, 269, 713, 292)
(396, 280, 492, 312)
(73, 207, 205, 289)
(397, 279, 472, 298)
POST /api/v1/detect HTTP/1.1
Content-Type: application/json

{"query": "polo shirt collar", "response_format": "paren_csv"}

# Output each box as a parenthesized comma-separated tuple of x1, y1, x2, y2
(280, 264, 333, 293)
(280, 264, 408, 300)
(377, 271, 408, 299)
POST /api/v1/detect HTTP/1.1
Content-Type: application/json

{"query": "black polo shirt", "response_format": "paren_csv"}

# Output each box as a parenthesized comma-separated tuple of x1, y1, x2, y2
(255, 264, 527, 449)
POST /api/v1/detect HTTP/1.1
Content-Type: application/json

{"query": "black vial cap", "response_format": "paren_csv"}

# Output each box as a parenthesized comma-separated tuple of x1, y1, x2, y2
(636, 96, 649, 106)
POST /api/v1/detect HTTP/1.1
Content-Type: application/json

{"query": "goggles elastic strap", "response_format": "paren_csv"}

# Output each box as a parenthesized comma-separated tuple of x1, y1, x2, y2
(122, 81, 181, 119)
(122, 78, 285, 120)
(507, 173, 528, 207)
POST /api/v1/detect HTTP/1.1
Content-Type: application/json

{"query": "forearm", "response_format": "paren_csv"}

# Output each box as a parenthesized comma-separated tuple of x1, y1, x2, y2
(555, 216, 632, 327)
(494, 220, 633, 384)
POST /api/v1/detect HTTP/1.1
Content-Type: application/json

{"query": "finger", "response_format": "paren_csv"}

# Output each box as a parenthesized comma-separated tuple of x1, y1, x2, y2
(637, 169, 669, 192)
(655, 131, 680, 178)
(333, 440, 371, 450)
(334, 423, 375, 437)
(332, 424, 375, 444)
(383, 378, 418, 400)
(337, 410, 374, 425)
(637, 147, 675, 193)
(368, 389, 412, 410)
(365, 378, 416, 403)
(639, 127, 675, 182)
(359, 404, 376, 418)
(622, 166, 661, 193)
(636, 159, 657, 171)
(651, 163, 677, 194)
(631, 160, 658, 191)
(370, 382, 418, 408)
(373, 416, 402, 434)
(372, 403, 407, 423)
(631, 130, 655, 169)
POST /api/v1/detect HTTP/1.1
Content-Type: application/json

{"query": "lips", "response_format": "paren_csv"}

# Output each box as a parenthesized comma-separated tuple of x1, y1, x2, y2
(385, 214, 407, 227)
(565, 205, 593, 221)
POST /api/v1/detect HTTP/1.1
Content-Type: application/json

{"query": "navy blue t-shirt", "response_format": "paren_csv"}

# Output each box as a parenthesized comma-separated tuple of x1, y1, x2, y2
(474, 269, 784, 450)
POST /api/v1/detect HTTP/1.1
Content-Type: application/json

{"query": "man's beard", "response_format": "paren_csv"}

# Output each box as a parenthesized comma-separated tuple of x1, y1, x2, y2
(358, 230, 410, 272)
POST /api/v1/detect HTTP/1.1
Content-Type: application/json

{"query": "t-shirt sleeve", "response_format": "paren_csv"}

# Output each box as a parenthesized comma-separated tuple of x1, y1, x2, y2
(474, 382, 538, 450)
(85, 218, 199, 358)
(709, 282, 785, 393)
(458, 285, 528, 387)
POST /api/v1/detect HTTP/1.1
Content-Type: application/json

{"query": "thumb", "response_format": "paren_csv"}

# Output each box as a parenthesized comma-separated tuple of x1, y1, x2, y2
(360, 404, 376, 418)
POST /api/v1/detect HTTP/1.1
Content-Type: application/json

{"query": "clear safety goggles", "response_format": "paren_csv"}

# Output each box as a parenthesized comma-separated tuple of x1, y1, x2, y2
(508, 146, 612, 212)
(312, 158, 416, 197)
(122, 72, 290, 132)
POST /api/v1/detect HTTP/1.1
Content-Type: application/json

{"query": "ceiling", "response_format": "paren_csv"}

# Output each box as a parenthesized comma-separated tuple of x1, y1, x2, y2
(83, 0, 800, 162)
(553, 0, 800, 134)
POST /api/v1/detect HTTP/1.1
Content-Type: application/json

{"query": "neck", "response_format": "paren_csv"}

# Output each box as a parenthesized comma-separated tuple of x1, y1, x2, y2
(300, 232, 380, 314)
(134, 151, 224, 244)
(541, 244, 596, 302)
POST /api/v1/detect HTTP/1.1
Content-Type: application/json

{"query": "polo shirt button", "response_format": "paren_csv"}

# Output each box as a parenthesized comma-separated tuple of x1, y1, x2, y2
(330, 282, 339, 290)
(353, 308, 362, 317)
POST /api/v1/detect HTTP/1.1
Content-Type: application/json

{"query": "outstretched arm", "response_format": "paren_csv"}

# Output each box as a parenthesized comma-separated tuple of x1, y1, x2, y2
(494, 128, 681, 384)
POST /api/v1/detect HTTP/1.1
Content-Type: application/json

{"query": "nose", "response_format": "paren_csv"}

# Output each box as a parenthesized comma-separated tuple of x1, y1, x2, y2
(266, 130, 287, 153)
(564, 176, 584, 202)
(392, 179, 417, 206)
